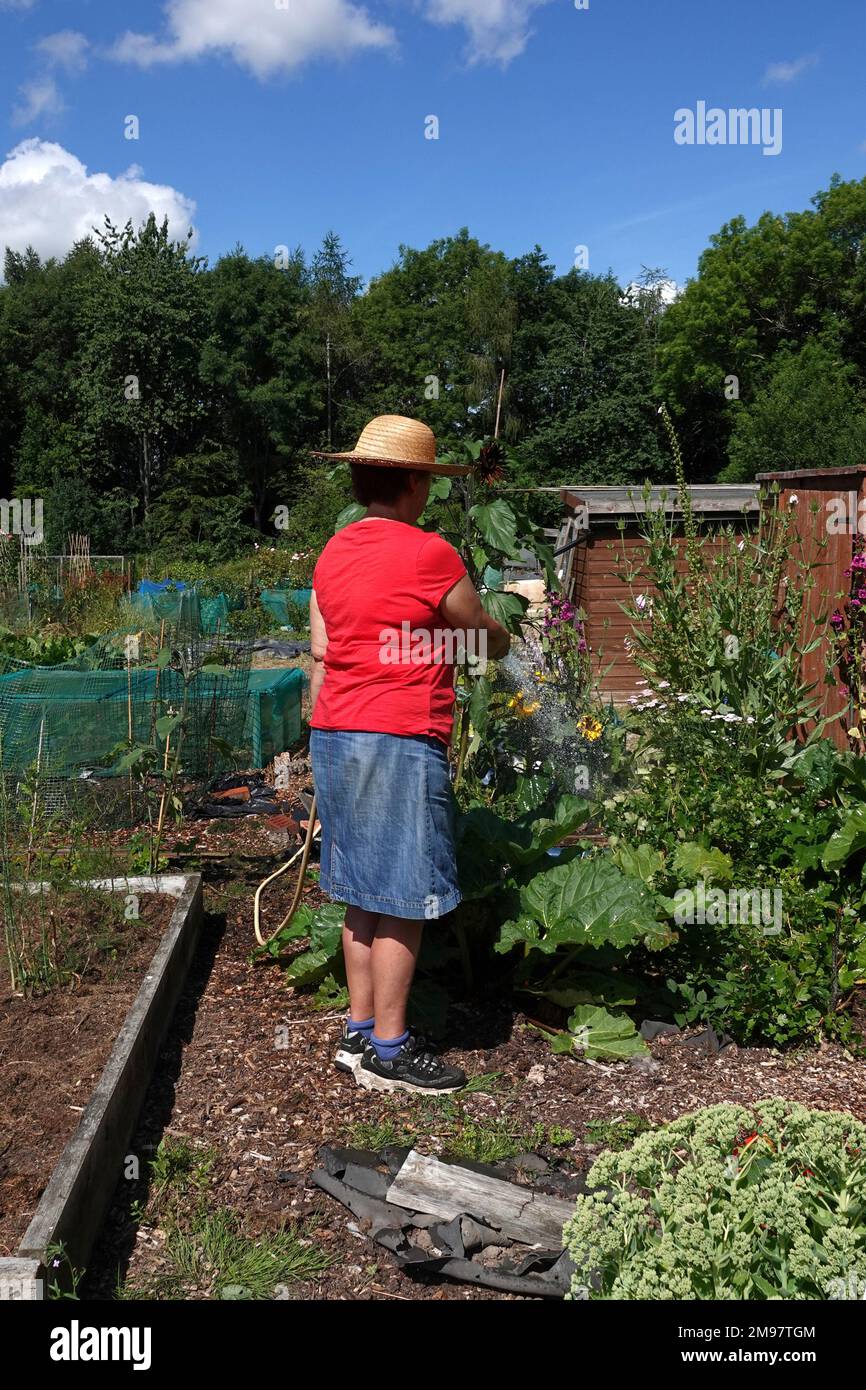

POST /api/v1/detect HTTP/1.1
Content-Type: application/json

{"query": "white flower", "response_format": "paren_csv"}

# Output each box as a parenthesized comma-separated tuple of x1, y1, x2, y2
(737, 539, 745, 552)
(635, 594, 648, 611)
(789, 494, 799, 505)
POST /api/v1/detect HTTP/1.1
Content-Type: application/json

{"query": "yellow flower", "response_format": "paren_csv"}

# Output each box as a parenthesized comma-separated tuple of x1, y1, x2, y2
(507, 691, 540, 720)
(577, 715, 603, 742)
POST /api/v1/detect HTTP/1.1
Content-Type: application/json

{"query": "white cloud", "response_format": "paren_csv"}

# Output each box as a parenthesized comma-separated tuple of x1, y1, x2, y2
(423, 0, 553, 66)
(0, 140, 197, 261)
(111, 0, 395, 80)
(13, 78, 63, 127)
(36, 30, 90, 72)
(0, 1, 38, 10)
(762, 54, 818, 85)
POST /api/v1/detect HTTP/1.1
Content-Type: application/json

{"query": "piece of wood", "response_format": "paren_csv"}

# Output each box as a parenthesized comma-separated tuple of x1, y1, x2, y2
(386, 1150, 573, 1249)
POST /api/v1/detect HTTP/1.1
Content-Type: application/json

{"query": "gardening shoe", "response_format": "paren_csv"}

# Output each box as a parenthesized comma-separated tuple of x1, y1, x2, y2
(333, 1021, 369, 1076)
(334, 1023, 431, 1077)
(357, 1035, 467, 1095)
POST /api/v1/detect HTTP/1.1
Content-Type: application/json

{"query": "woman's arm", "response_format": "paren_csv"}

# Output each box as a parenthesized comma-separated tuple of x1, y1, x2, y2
(309, 589, 328, 715)
(439, 574, 511, 664)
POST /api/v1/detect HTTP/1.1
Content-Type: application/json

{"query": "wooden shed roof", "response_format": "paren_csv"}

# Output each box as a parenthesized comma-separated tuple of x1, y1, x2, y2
(560, 484, 760, 517)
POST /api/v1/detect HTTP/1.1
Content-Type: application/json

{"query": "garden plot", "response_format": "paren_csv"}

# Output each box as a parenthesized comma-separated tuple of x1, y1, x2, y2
(0, 874, 202, 1296)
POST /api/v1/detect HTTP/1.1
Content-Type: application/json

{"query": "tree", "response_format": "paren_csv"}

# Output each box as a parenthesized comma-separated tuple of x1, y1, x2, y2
(201, 247, 319, 533)
(308, 232, 362, 449)
(510, 271, 665, 486)
(73, 215, 209, 542)
(723, 342, 866, 482)
(658, 174, 866, 479)
(348, 229, 520, 448)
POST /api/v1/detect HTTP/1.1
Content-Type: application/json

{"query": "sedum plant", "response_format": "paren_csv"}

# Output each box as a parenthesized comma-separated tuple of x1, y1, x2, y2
(564, 1099, 866, 1300)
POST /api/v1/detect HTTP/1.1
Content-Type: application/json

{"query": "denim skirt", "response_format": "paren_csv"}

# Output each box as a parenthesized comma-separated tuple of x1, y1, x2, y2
(310, 729, 462, 921)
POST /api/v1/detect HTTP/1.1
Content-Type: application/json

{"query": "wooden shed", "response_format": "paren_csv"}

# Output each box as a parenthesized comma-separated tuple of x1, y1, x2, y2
(556, 484, 761, 703)
(755, 466, 866, 749)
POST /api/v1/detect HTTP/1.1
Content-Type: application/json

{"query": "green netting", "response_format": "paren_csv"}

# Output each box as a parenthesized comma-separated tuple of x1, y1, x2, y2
(0, 636, 306, 789)
(259, 589, 312, 625)
(128, 589, 233, 635)
(245, 668, 306, 767)
(126, 589, 204, 633)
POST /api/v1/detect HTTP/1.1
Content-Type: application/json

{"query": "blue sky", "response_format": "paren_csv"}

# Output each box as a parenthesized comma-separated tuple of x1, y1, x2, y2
(0, 0, 863, 289)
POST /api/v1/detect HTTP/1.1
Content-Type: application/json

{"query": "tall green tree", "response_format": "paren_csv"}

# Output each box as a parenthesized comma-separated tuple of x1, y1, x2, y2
(73, 215, 209, 543)
(308, 231, 362, 450)
(509, 270, 665, 486)
(724, 341, 866, 482)
(658, 174, 866, 478)
(201, 247, 319, 532)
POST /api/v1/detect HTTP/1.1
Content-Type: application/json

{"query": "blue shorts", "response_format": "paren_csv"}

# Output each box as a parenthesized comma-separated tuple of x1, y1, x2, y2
(310, 728, 462, 921)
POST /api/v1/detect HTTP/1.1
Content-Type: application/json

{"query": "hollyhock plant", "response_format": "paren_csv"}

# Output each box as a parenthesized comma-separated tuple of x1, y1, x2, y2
(829, 536, 866, 744)
(538, 588, 592, 703)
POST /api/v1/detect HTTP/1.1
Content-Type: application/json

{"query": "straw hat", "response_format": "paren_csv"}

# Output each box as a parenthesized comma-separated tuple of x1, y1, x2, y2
(312, 415, 471, 476)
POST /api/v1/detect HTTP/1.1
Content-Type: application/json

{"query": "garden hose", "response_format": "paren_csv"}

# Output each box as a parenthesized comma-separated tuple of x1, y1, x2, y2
(253, 792, 320, 947)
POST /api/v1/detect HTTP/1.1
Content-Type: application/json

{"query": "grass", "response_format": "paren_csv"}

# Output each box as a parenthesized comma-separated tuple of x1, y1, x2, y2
(117, 1136, 333, 1301)
(345, 1086, 577, 1166)
(165, 1208, 331, 1300)
(585, 1113, 654, 1151)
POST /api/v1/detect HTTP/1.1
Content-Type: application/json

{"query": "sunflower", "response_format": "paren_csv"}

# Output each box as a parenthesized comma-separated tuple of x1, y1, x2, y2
(474, 438, 507, 484)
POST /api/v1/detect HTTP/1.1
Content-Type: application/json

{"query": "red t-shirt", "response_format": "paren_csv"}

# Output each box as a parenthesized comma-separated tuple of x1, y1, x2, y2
(311, 519, 467, 744)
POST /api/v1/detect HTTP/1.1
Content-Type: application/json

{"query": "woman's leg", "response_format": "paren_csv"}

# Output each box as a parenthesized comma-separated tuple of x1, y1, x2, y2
(343, 906, 379, 1022)
(371, 914, 424, 1038)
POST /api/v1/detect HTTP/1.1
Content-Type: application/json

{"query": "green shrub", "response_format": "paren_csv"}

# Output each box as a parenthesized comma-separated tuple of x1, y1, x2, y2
(564, 1099, 866, 1300)
(664, 867, 862, 1047)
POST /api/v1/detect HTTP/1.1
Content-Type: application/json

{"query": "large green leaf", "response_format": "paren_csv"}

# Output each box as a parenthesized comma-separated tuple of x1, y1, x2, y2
(520, 857, 660, 950)
(613, 843, 665, 885)
(672, 842, 733, 884)
(468, 674, 492, 736)
(822, 808, 866, 869)
(470, 499, 520, 558)
(458, 794, 588, 872)
(494, 916, 541, 954)
(480, 588, 527, 630)
(562, 1005, 646, 1060)
(508, 794, 590, 865)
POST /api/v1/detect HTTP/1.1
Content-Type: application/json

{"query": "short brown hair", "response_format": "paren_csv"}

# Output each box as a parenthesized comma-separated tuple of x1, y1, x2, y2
(350, 463, 422, 507)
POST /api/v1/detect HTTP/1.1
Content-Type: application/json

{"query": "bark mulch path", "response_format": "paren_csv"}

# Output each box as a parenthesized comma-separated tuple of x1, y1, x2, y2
(80, 811, 866, 1302)
(0, 892, 178, 1256)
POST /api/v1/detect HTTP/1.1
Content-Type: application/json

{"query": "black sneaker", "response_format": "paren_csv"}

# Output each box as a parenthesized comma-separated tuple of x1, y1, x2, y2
(357, 1034, 467, 1094)
(334, 1023, 431, 1077)
(333, 1021, 369, 1076)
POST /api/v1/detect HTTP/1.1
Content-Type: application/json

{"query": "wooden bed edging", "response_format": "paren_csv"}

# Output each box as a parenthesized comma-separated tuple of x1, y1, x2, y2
(0, 874, 204, 1299)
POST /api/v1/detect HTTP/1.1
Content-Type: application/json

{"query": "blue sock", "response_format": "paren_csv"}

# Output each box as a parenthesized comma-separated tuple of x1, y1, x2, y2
(348, 1016, 374, 1038)
(371, 1030, 409, 1061)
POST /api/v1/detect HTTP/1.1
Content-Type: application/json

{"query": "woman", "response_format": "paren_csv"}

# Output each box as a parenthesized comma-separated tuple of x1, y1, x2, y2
(309, 415, 510, 1094)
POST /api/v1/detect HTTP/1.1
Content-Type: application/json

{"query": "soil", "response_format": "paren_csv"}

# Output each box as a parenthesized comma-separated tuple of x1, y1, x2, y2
(0, 891, 178, 1255)
(77, 792, 866, 1302)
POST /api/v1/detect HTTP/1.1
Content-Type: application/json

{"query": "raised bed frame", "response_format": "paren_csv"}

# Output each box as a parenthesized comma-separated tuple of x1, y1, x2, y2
(0, 874, 203, 1300)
